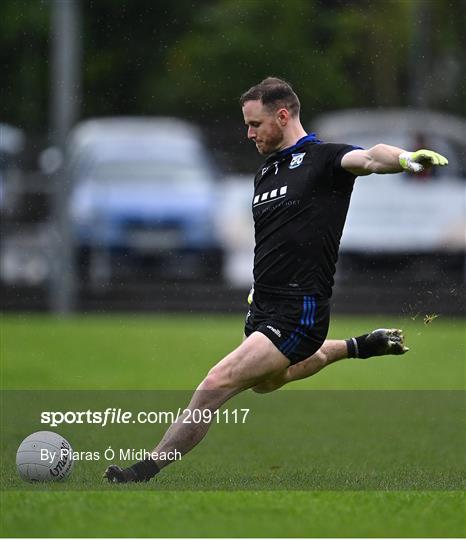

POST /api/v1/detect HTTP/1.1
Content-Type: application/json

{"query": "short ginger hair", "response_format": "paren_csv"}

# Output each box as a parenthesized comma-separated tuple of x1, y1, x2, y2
(240, 77, 301, 117)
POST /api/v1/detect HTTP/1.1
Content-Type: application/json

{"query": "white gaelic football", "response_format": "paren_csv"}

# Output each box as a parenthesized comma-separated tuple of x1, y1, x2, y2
(16, 431, 74, 482)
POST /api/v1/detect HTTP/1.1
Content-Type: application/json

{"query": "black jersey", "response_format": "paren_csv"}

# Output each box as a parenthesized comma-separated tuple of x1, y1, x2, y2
(252, 135, 357, 298)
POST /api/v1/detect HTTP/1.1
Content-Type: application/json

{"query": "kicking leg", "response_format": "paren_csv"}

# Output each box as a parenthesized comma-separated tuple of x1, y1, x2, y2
(252, 328, 408, 393)
(104, 332, 289, 483)
(252, 339, 346, 393)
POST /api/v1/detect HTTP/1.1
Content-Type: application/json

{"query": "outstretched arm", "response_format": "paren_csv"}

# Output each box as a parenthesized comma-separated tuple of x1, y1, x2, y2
(341, 144, 448, 176)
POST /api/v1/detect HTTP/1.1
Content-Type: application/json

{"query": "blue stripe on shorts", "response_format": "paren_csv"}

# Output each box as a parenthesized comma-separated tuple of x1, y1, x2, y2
(280, 295, 316, 356)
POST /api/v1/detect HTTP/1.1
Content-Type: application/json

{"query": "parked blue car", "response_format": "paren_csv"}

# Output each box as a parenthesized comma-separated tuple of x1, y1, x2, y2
(68, 117, 224, 282)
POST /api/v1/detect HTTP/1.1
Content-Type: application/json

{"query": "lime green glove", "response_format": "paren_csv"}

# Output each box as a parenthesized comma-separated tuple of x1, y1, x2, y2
(399, 149, 448, 173)
(247, 286, 254, 305)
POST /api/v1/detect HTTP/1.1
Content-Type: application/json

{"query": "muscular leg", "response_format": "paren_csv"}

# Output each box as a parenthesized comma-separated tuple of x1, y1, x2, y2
(104, 331, 290, 482)
(149, 332, 289, 470)
(252, 339, 347, 393)
(105, 329, 407, 482)
(252, 328, 408, 393)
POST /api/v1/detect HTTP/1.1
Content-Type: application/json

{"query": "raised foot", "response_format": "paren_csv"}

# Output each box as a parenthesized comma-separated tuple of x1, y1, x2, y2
(366, 328, 409, 356)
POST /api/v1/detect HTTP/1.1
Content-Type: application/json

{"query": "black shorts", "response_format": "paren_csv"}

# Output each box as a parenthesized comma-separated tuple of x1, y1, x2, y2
(244, 290, 330, 365)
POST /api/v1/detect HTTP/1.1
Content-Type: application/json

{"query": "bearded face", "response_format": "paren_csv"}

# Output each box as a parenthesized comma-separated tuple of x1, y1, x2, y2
(242, 100, 286, 155)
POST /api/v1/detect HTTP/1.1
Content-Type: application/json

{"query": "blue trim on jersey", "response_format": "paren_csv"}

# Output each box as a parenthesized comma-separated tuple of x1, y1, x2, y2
(275, 134, 322, 160)
(281, 295, 316, 356)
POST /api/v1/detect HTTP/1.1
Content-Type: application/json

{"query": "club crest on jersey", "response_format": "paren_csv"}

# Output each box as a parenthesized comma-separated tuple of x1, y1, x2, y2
(289, 152, 306, 169)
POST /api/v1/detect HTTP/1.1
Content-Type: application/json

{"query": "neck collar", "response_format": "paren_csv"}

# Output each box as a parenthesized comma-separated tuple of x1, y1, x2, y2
(267, 133, 321, 163)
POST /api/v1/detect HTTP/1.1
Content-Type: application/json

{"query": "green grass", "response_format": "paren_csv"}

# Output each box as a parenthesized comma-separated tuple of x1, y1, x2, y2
(1, 314, 465, 537)
(2, 314, 464, 390)
(1, 491, 464, 537)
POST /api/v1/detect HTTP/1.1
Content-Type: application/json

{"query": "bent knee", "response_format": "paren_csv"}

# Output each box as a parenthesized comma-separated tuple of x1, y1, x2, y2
(251, 384, 273, 394)
(251, 379, 283, 394)
(194, 370, 234, 410)
(312, 349, 328, 368)
(199, 369, 230, 392)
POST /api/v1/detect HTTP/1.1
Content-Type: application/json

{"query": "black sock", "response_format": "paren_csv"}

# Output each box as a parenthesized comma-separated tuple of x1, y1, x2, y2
(345, 334, 370, 359)
(129, 457, 160, 482)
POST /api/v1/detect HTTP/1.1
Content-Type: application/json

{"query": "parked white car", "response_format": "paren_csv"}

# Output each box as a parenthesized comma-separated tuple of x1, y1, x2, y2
(312, 109, 466, 253)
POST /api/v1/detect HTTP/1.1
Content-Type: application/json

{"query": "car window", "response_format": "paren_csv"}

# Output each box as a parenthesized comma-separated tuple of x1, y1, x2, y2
(84, 160, 212, 188)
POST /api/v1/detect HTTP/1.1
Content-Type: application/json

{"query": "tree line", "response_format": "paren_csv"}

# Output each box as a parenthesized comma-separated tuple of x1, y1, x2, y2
(2, 0, 464, 135)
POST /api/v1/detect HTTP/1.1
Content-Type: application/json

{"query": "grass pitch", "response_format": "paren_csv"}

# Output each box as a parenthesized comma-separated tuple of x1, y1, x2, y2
(1, 313, 465, 537)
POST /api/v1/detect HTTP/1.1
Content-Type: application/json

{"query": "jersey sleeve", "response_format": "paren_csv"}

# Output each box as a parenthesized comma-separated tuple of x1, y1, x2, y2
(327, 143, 362, 170)
(322, 143, 361, 190)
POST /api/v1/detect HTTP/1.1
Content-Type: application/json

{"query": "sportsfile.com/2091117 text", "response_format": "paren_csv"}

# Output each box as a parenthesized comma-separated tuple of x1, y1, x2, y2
(40, 407, 251, 428)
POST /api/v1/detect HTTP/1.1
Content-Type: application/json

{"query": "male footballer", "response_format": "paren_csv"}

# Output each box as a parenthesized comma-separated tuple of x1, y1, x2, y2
(104, 77, 448, 483)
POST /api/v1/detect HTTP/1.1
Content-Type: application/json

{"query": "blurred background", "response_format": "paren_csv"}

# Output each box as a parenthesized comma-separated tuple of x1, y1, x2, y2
(1, 0, 465, 315)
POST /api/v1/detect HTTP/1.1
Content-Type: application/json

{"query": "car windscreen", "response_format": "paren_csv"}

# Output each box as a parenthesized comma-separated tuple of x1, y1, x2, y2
(82, 160, 213, 188)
